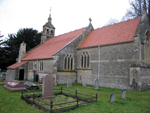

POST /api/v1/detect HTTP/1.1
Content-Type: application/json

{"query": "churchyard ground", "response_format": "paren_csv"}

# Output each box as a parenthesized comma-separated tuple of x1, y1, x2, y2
(0, 83, 150, 113)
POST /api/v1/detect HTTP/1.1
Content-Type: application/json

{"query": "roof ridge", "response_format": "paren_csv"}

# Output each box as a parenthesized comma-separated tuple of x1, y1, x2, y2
(54, 27, 86, 37)
(95, 17, 141, 31)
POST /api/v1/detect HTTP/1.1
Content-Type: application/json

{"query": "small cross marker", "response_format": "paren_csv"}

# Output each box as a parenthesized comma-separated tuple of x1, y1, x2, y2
(89, 18, 92, 23)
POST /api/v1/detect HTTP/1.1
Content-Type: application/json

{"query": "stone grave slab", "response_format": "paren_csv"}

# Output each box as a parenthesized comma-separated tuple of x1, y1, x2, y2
(23, 81, 39, 90)
(110, 92, 116, 103)
(42, 74, 54, 99)
(94, 78, 99, 89)
(3, 80, 26, 92)
(121, 89, 126, 100)
(67, 78, 72, 88)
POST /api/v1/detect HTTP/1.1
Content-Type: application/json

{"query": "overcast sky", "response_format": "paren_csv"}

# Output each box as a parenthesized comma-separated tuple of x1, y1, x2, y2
(0, 0, 130, 38)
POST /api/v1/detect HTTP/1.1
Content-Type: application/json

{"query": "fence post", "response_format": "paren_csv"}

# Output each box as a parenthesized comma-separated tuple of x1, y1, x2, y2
(96, 93, 97, 102)
(33, 93, 35, 104)
(21, 90, 23, 98)
(75, 90, 77, 98)
(50, 100, 53, 113)
(61, 86, 63, 94)
(76, 98, 79, 107)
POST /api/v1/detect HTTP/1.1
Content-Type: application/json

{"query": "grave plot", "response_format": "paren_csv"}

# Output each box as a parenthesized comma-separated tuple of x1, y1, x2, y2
(3, 80, 26, 92)
(21, 87, 97, 113)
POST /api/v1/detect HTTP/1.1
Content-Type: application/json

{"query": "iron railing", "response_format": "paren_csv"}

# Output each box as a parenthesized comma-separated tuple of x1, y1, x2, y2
(21, 87, 97, 113)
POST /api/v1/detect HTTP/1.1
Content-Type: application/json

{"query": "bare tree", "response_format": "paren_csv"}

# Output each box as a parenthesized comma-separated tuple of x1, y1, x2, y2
(122, 0, 150, 21)
(105, 18, 119, 26)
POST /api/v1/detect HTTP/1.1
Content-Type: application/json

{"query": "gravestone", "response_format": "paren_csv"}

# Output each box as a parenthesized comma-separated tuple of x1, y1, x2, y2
(3, 80, 26, 92)
(67, 78, 72, 88)
(110, 92, 116, 103)
(94, 78, 99, 89)
(6, 70, 15, 81)
(82, 80, 87, 87)
(121, 89, 126, 100)
(42, 74, 54, 99)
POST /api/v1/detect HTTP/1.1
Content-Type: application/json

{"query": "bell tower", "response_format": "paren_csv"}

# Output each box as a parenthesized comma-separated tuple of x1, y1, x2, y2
(41, 8, 55, 44)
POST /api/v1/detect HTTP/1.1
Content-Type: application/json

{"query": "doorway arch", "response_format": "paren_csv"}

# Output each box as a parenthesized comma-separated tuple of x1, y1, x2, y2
(19, 69, 24, 80)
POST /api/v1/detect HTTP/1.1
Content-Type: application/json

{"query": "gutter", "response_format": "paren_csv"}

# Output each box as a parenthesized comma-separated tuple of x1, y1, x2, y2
(98, 46, 100, 86)
(37, 59, 39, 74)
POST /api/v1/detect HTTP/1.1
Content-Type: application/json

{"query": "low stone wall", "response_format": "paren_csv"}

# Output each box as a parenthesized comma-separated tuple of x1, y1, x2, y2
(130, 67, 150, 91)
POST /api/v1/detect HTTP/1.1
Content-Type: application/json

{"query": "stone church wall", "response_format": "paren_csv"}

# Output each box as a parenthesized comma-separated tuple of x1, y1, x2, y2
(53, 23, 94, 84)
(27, 59, 54, 81)
(77, 48, 99, 85)
(77, 39, 140, 90)
(100, 41, 139, 89)
(6, 63, 27, 81)
(57, 71, 76, 84)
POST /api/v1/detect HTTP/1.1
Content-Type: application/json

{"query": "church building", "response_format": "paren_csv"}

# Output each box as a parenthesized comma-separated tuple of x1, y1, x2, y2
(6, 11, 150, 91)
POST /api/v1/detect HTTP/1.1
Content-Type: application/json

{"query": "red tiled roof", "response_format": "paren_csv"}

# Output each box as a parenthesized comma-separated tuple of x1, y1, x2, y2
(22, 28, 86, 60)
(7, 62, 27, 69)
(78, 17, 141, 48)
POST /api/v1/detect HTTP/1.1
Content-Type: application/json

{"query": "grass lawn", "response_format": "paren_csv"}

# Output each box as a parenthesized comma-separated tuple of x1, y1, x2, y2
(0, 83, 150, 113)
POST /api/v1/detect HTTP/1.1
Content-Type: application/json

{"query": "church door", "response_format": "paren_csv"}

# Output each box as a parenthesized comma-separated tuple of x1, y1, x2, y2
(19, 69, 24, 80)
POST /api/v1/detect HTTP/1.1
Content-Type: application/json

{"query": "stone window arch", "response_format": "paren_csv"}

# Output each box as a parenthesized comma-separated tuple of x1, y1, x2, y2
(64, 54, 74, 70)
(81, 51, 90, 68)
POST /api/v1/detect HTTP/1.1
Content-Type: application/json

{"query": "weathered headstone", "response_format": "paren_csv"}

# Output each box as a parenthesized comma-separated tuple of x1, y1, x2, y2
(67, 78, 72, 88)
(121, 89, 126, 100)
(42, 74, 54, 99)
(82, 80, 87, 87)
(110, 92, 116, 103)
(6, 70, 15, 81)
(3, 80, 26, 92)
(94, 78, 99, 89)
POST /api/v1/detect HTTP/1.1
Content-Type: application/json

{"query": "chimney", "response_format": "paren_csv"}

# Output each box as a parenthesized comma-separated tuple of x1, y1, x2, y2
(18, 42, 26, 62)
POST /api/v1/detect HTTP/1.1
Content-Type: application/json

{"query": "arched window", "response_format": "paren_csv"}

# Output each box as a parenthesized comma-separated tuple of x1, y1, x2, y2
(28, 62, 33, 70)
(50, 30, 54, 35)
(81, 51, 90, 68)
(39, 61, 43, 71)
(64, 54, 74, 70)
(46, 29, 49, 35)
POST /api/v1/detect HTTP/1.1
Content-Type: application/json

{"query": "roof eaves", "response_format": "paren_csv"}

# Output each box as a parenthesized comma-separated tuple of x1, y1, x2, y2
(22, 57, 53, 61)
(77, 40, 134, 50)
(7, 61, 27, 69)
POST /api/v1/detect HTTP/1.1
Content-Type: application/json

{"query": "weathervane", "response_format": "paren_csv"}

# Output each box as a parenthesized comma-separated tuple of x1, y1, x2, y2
(49, 7, 52, 17)
(50, 7, 51, 14)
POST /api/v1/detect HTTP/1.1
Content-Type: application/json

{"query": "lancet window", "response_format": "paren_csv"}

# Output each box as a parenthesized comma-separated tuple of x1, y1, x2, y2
(64, 54, 74, 70)
(81, 51, 90, 68)
(39, 61, 43, 71)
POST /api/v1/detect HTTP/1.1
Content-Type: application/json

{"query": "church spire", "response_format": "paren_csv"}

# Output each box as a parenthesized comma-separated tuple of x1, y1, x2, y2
(41, 8, 55, 44)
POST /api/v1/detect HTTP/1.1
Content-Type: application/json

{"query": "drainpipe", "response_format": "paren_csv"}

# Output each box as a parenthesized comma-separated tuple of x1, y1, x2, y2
(98, 46, 101, 86)
(37, 59, 39, 75)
